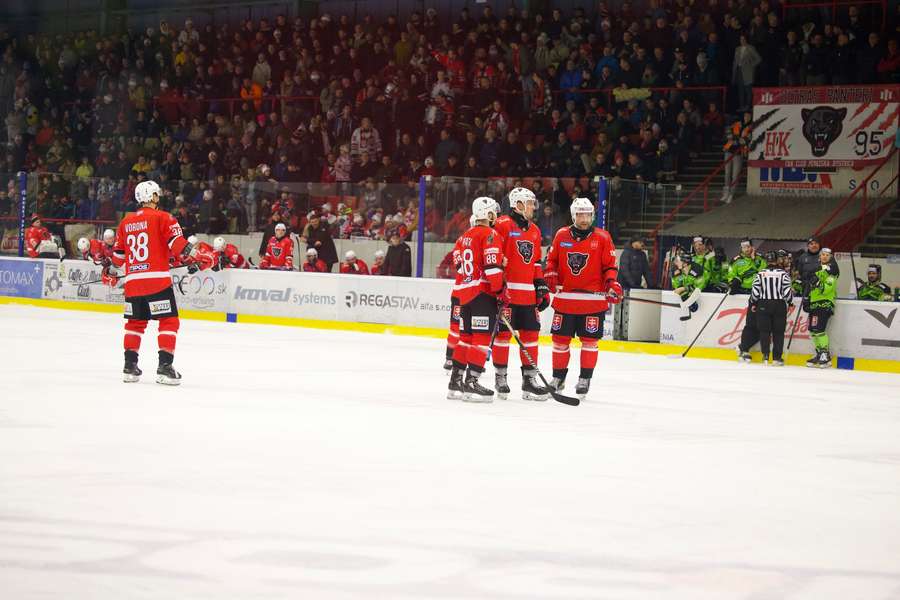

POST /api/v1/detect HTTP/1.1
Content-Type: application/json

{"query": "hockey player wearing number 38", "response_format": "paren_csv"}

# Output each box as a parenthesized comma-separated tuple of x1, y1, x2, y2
(544, 198, 622, 401)
(111, 180, 208, 385)
(447, 197, 506, 403)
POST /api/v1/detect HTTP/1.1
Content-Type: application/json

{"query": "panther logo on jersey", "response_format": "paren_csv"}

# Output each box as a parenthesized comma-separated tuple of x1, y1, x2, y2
(567, 252, 589, 275)
(271, 246, 282, 257)
(515, 240, 534, 264)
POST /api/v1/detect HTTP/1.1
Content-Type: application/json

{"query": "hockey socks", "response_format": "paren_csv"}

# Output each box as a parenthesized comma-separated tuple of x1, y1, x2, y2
(465, 332, 492, 372)
(491, 331, 511, 368)
(158, 316, 179, 354)
(518, 330, 539, 367)
(580, 339, 598, 377)
(552, 335, 572, 374)
(124, 319, 148, 351)
(812, 332, 829, 351)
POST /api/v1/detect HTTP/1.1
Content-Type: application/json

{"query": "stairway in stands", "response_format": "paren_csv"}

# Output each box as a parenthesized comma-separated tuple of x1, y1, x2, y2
(613, 144, 741, 247)
(858, 202, 900, 256)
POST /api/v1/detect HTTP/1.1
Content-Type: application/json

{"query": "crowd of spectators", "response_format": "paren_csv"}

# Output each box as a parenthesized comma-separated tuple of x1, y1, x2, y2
(1, 2, 897, 240)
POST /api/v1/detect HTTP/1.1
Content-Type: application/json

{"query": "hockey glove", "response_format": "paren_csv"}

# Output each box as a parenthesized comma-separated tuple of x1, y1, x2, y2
(534, 279, 551, 311)
(801, 297, 810, 313)
(606, 279, 623, 304)
(186, 263, 199, 274)
(730, 278, 743, 294)
(544, 271, 558, 293)
(689, 301, 699, 313)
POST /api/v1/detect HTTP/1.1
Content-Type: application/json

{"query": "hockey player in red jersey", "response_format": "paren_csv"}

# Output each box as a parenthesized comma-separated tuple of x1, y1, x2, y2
(259, 223, 294, 270)
(302, 248, 328, 272)
(447, 197, 505, 402)
(212, 236, 247, 269)
(442, 216, 475, 374)
(25, 215, 61, 258)
(544, 198, 622, 400)
(110, 180, 201, 385)
(339, 250, 370, 274)
(185, 236, 217, 271)
(77, 229, 116, 265)
(490, 187, 552, 400)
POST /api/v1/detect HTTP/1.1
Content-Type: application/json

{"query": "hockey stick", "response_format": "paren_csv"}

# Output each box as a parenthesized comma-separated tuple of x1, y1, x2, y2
(498, 311, 580, 407)
(785, 299, 802, 356)
(625, 296, 682, 308)
(674, 289, 732, 359)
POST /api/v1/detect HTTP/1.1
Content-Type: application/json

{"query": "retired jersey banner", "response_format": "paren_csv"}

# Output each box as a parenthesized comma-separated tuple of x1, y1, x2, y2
(750, 85, 900, 168)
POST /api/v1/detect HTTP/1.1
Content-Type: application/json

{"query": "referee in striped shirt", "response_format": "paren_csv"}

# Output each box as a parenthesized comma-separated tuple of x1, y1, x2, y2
(749, 250, 794, 365)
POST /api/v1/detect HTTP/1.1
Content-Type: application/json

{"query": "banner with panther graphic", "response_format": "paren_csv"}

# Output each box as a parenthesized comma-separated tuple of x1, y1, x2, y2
(750, 85, 900, 168)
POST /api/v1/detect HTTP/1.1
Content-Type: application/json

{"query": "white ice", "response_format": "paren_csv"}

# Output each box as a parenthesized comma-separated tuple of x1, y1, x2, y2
(1, 304, 899, 600)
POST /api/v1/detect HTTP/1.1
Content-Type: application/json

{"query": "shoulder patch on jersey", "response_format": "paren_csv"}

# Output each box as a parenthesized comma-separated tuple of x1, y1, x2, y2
(567, 252, 589, 275)
(561, 241, 574, 248)
(515, 240, 535, 264)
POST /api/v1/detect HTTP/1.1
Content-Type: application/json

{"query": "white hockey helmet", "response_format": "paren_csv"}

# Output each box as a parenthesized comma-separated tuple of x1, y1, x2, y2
(306, 247, 318, 256)
(345, 250, 356, 261)
(135, 180, 161, 205)
(471, 196, 497, 222)
(213, 236, 226, 251)
(374, 249, 385, 259)
(77, 237, 90, 253)
(469, 214, 477, 228)
(102, 229, 115, 244)
(508, 186, 536, 209)
(187, 235, 199, 245)
(570, 197, 595, 221)
(274, 223, 287, 232)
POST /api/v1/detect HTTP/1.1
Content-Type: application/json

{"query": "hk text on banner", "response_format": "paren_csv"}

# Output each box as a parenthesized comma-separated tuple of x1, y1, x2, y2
(750, 85, 900, 168)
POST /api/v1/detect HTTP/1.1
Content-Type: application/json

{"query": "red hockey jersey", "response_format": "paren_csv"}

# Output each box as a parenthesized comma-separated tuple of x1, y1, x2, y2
(340, 258, 370, 274)
(83, 238, 115, 264)
(216, 243, 247, 269)
(446, 237, 464, 300)
(112, 207, 189, 297)
(260, 235, 294, 270)
(545, 226, 618, 314)
(25, 226, 52, 258)
(492, 214, 543, 305)
(302, 258, 328, 272)
(455, 225, 504, 305)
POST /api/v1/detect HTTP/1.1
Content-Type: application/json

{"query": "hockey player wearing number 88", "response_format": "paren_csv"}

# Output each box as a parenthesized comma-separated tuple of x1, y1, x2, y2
(490, 187, 551, 401)
(111, 180, 203, 385)
(544, 198, 622, 400)
(447, 197, 505, 402)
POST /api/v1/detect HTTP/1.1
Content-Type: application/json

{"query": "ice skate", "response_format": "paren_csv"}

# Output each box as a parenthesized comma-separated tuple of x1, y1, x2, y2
(816, 351, 833, 369)
(771, 358, 785, 367)
(447, 367, 464, 400)
(462, 371, 494, 403)
(156, 351, 182, 386)
(494, 367, 510, 400)
(806, 351, 822, 368)
(521, 368, 549, 401)
(575, 377, 591, 401)
(549, 375, 566, 391)
(738, 350, 752, 363)
(123, 350, 141, 383)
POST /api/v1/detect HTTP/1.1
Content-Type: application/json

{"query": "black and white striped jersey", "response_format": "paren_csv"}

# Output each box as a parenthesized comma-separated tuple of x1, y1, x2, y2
(750, 268, 794, 303)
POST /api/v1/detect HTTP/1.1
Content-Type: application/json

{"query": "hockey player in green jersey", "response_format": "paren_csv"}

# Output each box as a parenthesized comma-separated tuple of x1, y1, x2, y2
(856, 264, 892, 301)
(672, 253, 703, 321)
(807, 247, 838, 368)
(728, 238, 766, 294)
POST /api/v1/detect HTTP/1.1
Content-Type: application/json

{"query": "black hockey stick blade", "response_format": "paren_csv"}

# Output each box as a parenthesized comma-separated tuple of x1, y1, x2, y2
(498, 311, 580, 406)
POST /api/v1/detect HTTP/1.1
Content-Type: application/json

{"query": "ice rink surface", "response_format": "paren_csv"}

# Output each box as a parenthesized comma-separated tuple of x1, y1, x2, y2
(1, 304, 900, 600)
